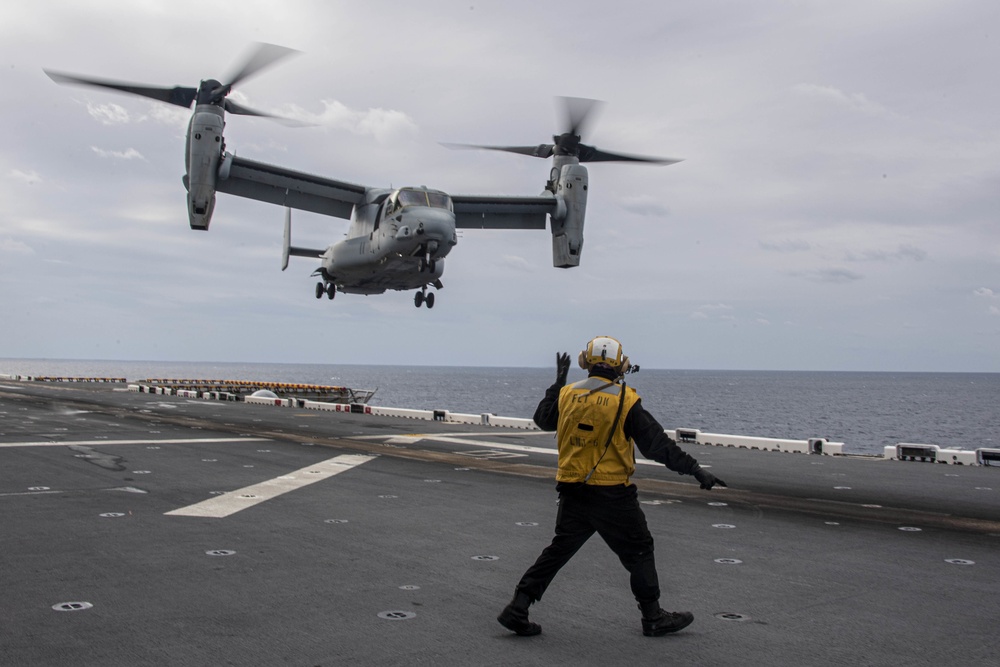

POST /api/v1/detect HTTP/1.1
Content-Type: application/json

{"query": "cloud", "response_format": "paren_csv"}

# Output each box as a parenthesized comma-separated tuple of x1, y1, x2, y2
(501, 255, 532, 272)
(760, 239, 810, 253)
(91, 147, 146, 160)
(975, 288, 999, 315)
(86, 102, 131, 125)
(791, 268, 864, 284)
(845, 244, 928, 262)
(896, 245, 929, 262)
(0, 238, 34, 255)
(690, 303, 734, 320)
(356, 108, 418, 143)
(144, 103, 191, 129)
(793, 83, 896, 118)
(8, 169, 41, 185)
(279, 100, 418, 144)
(619, 195, 670, 217)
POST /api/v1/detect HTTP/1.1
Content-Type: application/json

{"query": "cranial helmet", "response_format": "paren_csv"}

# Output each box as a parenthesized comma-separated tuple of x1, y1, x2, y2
(578, 336, 631, 374)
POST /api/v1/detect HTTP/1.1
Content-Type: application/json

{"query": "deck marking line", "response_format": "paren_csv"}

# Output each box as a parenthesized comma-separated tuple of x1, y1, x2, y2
(353, 430, 552, 441)
(0, 437, 271, 448)
(409, 435, 661, 467)
(0, 490, 64, 498)
(165, 454, 376, 518)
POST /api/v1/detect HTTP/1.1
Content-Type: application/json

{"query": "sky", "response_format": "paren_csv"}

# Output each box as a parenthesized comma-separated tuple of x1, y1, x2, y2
(1, 1, 999, 371)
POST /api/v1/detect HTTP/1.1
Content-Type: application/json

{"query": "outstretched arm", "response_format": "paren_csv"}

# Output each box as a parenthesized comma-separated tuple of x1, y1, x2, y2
(626, 401, 727, 488)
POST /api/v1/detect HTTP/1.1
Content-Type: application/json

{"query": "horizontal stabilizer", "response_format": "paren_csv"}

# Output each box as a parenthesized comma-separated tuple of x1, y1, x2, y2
(288, 246, 325, 258)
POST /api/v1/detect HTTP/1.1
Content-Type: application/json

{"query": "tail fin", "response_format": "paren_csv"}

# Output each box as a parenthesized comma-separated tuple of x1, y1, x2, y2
(282, 207, 292, 271)
(282, 207, 325, 271)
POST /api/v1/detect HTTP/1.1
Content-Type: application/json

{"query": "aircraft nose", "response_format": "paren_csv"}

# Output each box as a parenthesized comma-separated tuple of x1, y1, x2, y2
(415, 209, 456, 241)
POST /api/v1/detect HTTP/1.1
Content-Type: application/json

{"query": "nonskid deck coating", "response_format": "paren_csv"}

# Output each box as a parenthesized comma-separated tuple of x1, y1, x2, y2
(1, 380, 997, 666)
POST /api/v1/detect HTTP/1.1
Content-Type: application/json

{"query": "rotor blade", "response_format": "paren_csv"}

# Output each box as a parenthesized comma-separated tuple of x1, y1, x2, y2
(441, 142, 555, 159)
(45, 70, 197, 108)
(223, 98, 277, 118)
(561, 96, 603, 137)
(578, 144, 683, 165)
(223, 99, 312, 126)
(222, 42, 299, 90)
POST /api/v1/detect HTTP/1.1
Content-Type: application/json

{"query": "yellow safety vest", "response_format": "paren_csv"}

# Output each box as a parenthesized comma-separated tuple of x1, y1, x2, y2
(556, 378, 640, 485)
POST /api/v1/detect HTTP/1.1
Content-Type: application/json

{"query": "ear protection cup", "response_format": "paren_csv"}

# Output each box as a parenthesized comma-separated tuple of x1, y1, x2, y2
(578, 351, 589, 370)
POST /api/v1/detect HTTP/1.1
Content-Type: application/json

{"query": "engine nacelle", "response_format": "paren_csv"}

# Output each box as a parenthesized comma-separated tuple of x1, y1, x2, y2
(184, 110, 225, 230)
(550, 163, 589, 268)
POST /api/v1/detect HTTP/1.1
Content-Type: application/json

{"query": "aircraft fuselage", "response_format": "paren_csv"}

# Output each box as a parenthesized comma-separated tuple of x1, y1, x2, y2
(320, 186, 456, 295)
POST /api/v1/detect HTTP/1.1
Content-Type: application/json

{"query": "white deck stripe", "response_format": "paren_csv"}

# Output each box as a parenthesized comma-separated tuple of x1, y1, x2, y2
(165, 454, 376, 518)
(0, 437, 270, 448)
(394, 434, 662, 466)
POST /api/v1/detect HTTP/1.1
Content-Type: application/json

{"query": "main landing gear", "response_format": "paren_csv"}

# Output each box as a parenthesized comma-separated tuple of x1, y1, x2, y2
(315, 282, 335, 300)
(414, 287, 435, 309)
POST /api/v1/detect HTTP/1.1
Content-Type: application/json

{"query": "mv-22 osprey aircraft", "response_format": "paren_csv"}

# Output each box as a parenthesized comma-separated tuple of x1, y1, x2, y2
(46, 44, 679, 308)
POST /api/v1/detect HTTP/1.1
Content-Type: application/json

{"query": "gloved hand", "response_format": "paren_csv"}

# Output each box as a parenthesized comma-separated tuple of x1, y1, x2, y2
(555, 352, 570, 386)
(694, 468, 727, 490)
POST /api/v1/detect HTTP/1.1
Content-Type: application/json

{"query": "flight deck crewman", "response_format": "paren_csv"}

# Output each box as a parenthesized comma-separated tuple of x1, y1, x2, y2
(497, 336, 727, 637)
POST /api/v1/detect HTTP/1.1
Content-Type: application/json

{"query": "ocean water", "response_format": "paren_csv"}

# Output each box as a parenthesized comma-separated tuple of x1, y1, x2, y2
(2, 358, 997, 457)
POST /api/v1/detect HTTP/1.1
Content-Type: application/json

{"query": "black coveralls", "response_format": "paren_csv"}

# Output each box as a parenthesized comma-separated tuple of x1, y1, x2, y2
(514, 367, 701, 605)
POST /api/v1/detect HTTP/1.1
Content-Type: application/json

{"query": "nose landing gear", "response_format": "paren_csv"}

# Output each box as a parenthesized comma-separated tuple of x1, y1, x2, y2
(418, 254, 436, 273)
(417, 241, 440, 274)
(414, 286, 435, 309)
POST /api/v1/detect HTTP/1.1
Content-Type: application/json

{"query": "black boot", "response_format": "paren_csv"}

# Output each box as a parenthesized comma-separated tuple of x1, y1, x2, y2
(638, 600, 694, 636)
(497, 590, 541, 636)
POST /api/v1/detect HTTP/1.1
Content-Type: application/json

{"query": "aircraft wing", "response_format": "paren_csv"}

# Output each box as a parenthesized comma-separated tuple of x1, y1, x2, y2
(216, 155, 368, 220)
(452, 194, 556, 230)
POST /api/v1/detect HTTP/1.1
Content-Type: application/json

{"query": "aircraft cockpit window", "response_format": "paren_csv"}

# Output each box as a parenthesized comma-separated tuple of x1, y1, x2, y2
(398, 190, 427, 208)
(396, 189, 454, 211)
(426, 192, 454, 211)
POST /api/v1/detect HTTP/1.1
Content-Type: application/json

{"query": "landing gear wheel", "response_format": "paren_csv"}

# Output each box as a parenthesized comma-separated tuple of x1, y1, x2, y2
(414, 288, 435, 308)
(418, 251, 436, 274)
(315, 282, 324, 299)
(326, 283, 336, 300)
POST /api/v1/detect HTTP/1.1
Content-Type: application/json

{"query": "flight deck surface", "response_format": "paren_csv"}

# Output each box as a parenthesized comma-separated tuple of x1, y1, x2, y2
(1, 380, 997, 666)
